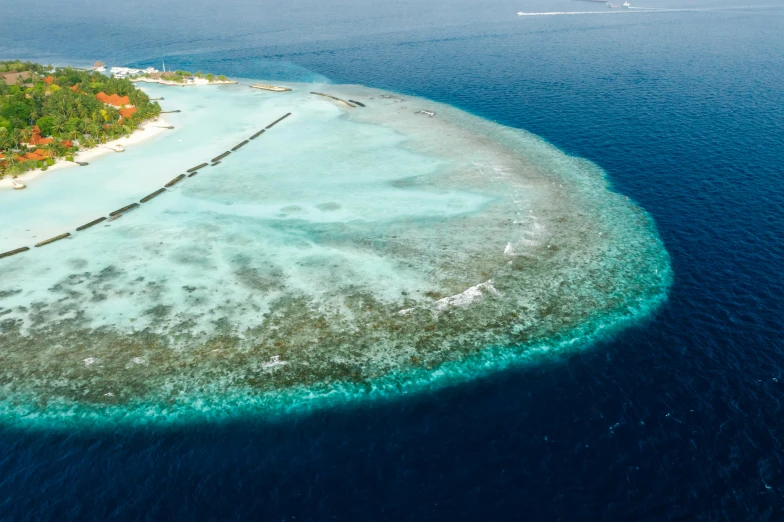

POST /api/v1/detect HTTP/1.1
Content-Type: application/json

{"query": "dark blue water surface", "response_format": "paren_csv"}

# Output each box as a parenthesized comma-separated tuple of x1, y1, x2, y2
(2, 0, 784, 519)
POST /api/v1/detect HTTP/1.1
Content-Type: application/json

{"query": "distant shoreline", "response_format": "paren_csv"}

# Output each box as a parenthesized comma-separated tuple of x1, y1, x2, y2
(131, 77, 237, 87)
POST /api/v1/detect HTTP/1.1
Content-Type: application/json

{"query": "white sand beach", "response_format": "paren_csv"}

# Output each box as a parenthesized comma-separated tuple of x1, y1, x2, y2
(132, 77, 237, 87)
(0, 116, 172, 190)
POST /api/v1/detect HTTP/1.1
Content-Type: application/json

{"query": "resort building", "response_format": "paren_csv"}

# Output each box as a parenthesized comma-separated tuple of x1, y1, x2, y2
(96, 92, 132, 107)
(110, 66, 158, 79)
(0, 71, 32, 85)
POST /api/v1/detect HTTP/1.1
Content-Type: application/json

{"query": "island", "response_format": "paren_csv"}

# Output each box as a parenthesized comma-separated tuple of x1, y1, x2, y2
(0, 61, 161, 181)
(0, 71, 671, 429)
(132, 70, 237, 87)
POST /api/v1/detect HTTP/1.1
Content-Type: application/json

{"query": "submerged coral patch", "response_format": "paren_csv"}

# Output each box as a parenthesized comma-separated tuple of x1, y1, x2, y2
(0, 81, 671, 429)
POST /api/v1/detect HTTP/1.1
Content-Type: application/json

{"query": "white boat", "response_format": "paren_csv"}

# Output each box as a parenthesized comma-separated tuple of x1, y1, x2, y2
(623, 1, 630, 7)
(11, 178, 26, 190)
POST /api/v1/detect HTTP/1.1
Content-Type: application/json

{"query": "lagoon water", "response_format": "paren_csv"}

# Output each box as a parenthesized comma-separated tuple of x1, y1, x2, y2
(0, 81, 669, 426)
(1, 0, 784, 520)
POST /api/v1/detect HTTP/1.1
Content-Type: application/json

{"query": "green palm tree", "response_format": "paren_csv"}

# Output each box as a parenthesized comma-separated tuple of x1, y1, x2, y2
(19, 127, 34, 145)
(52, 118, 65, 137)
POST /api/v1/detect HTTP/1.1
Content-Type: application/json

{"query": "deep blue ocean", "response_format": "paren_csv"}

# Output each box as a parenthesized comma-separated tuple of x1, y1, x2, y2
(2, 0, 784, 519)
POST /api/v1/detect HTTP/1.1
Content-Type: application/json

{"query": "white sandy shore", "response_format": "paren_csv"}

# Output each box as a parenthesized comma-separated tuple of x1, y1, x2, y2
(132, 77, 237, 87)
(0, 117, 172, 190)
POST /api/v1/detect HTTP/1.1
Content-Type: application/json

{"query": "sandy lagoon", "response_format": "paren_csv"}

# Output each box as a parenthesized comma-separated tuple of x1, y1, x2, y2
(0, 81, 671, 428)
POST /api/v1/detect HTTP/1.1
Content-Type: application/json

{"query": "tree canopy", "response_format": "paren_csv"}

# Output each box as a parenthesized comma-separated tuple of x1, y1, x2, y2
(0, 61, 161, 175)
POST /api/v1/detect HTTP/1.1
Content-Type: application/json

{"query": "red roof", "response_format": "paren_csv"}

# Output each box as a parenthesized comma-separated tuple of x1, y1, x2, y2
(43, 76, 54, 84)
(62, 140, 74, 148)
(119, 107, 137, 119)
(25, 152, 45, 161)
(29, 135, 54, 146)
(70, 84, 79, 92)
(96, 91, 131, 107)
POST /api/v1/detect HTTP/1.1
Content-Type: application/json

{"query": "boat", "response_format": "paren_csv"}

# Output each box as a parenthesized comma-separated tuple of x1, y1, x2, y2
(11, 178, 26, 190)
(623, 1, 631, 6)
(250, 84, 292, 92)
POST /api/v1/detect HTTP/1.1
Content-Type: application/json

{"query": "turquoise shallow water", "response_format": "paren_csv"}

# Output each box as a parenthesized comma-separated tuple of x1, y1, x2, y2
(0, 81, 670, 428)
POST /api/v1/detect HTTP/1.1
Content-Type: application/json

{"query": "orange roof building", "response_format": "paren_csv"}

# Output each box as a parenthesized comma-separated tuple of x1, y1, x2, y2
(96, 92, 132, 107)
(28, 135, 54, 146)
(26, 126, 54, 146)
(119, 106, 137, 119)
(24, 152, 45, 161)
(43, 76, 54, 84)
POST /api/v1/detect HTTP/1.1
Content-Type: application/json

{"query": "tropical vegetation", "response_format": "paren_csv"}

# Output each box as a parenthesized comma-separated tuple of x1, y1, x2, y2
(0, 60, 161, 176)
(142, 70, 229, 83)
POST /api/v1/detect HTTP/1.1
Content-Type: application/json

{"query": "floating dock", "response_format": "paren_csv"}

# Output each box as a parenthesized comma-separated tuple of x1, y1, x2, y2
(35, 233, 71, 248)
(140, 188, 166, 203)
(164, 174, 186, 187)
(265, 113, 292, 129)
(0, 247, 29, 259)
(231, 140, 249, 151)
(310, 92, 355, 108)
(251, 84, 292, 92)
(211, 151, 231, 162)
(187, 163, 209, 173)
(109, 203, 139, 217)
(249, 129, 265, 140)
(76, 217, 107, 231)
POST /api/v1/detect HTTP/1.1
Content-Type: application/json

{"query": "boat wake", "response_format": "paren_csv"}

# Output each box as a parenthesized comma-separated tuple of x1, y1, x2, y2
(518, 6, 781, 16)
(517, 11, 618, 16)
